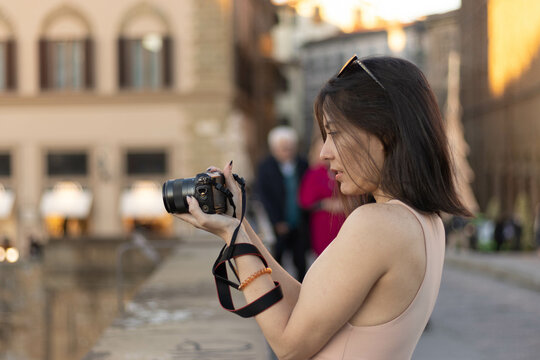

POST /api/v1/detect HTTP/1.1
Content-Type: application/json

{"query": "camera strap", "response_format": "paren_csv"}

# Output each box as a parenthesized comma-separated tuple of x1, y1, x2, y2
(211, 174, 283, 318)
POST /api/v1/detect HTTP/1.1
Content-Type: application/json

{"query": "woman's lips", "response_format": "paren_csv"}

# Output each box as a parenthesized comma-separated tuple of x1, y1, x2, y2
(332, 169, 343, 181)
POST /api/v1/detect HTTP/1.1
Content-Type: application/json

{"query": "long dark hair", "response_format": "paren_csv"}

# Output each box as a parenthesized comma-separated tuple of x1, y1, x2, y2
(314, 56, 472, 217)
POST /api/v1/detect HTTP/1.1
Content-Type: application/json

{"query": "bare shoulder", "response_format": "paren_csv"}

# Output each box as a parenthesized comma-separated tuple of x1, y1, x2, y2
(338, 202, 424, 254)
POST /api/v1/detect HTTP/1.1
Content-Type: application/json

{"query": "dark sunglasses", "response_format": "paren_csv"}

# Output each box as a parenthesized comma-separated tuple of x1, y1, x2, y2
(337, 55, 386, 91)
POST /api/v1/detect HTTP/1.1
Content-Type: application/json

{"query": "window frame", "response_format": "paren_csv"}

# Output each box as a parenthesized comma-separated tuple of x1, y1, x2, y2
(0, 39, 17, 92)
(117, 35, 173, 91)
(124, 149, 168, 177)
(46, 151, 89, 177)
(39, 37, 94, 91)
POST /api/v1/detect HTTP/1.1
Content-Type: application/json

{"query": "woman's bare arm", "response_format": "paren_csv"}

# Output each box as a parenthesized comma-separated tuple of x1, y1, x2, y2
(232, 205, 395, 359)
(240, 219, 301, 309)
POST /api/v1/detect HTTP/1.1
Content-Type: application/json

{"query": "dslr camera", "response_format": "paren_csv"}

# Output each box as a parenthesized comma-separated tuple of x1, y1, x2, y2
(162, 172, 227, 214)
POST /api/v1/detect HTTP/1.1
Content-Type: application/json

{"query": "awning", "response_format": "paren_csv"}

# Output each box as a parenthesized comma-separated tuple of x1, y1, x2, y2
(120, 181, 167, 218)
(40, 182, 92, 218)
(0, 185, 15, 219)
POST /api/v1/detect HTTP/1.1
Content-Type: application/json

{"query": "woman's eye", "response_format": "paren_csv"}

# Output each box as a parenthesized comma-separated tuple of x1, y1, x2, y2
(327, 131, 338, 136)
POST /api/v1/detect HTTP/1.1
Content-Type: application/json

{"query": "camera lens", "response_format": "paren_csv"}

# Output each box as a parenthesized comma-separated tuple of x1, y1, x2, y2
(162, 178, 196, 214)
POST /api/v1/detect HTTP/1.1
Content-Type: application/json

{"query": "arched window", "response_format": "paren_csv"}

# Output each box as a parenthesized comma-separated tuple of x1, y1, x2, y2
(118, 3, 173, 90)
(39, 6, 93, 91)
(0, 11, 16, 92)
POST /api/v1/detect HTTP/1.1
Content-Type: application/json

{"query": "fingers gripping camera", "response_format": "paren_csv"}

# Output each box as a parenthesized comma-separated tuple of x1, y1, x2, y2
(162, 172, 228, 214)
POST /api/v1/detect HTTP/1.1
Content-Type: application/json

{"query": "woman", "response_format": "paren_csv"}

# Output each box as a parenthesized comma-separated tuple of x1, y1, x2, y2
(177, 56, 471, 359)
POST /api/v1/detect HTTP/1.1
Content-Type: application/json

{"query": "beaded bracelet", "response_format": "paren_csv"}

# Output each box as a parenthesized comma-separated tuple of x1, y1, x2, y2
(238, 267, 272, 291)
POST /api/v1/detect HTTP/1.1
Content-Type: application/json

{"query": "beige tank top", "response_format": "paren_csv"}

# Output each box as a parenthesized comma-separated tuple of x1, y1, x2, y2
(311, 199, 445, 360)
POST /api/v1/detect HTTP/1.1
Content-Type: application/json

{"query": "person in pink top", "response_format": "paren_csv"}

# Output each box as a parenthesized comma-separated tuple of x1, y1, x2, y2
(175, 56, 472, 359)
(299, 137, 346, 256)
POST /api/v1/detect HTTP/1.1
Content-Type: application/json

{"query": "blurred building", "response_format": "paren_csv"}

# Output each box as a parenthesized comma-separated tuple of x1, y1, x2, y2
(424, 10, 479, 213)
(271, 4, 340, 144)
(0, 0, 279, 253)
(299, 21, 425, 144)
(423, 10, 460, 112)
(460, 0, 540, 217)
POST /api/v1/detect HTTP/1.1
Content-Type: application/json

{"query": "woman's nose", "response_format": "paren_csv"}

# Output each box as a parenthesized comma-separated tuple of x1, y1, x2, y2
(320, 139, 333, 160)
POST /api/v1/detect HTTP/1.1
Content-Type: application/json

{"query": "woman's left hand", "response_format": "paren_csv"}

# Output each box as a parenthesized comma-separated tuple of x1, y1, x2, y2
(175, 196, 240, 243)
(174, 161, 241, 244)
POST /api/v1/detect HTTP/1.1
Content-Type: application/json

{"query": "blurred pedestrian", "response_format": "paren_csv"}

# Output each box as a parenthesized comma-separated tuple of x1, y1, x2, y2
(510, 214, 522, 251)
(535, 203, 540, 256)
(299, 136, 345, 256)
(494, 213, 522, 251)
(255, 126, 309, 281)
(494, 214, 506, 251)
(464, 222, 478, 250)
(2, 236, 10, 249)
(29, 234, 43, 259)
(446, 216, 468, 251)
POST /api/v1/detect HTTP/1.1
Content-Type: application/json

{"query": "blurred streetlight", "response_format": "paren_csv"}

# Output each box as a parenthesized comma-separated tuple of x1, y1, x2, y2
(387, 24, 406, 53)
(0, 246, 19, 263)
(40, 181, 92, 218)
(6, 247, 19, 263)
(120, 181, 167, 219)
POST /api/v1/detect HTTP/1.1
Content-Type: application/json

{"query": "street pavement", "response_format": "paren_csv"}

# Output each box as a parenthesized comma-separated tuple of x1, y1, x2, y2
(414, 263, 540, 360)
(87, 236, 540, 360)
(445, 250, 540, 292)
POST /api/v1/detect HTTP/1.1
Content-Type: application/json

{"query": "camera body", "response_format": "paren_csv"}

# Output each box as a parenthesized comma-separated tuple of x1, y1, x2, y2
(162, 172, 227, 214)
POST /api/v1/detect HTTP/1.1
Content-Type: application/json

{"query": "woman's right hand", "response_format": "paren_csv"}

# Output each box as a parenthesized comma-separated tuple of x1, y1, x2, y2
(206, 161, 244, 219)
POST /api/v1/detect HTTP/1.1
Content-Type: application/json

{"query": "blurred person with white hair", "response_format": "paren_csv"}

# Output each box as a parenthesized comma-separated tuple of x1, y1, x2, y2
(255, 125, 309, 281)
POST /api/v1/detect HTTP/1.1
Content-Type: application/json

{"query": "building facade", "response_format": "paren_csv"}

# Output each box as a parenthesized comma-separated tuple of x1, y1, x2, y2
(460, 0, 540, 222)
(271, 4, 340, 144)
(0, 0, 279, 254)
(423, 10, 460, 112)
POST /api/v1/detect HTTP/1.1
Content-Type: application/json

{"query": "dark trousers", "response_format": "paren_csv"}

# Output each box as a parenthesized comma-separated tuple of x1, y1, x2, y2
(272, 228, 306, 281)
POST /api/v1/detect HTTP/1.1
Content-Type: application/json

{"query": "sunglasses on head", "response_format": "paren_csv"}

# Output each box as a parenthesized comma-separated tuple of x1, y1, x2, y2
(337, 55, 386, 91)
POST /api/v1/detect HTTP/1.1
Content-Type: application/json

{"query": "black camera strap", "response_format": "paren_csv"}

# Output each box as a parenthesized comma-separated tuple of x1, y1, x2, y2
(211, 174, 283, 318)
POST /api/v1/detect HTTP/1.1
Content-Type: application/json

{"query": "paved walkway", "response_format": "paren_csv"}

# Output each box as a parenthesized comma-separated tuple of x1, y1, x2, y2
(85, 235, 269, 360)
(445, 250, 540, 292)
(415, 265, 540, 360)
(86, 235, 540, 359)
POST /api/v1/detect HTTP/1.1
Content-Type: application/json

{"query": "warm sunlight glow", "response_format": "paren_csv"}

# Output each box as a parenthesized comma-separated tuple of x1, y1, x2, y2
(292, 0, 380, 32)
(488, 0, 540, 96)
(271, 0, 460, 32)
(387, 24, 406, 53)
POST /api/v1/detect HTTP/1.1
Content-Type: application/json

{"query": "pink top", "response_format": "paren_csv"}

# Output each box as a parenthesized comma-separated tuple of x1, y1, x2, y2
(311, 199, 445, 360)
(298, 164, 346, 255)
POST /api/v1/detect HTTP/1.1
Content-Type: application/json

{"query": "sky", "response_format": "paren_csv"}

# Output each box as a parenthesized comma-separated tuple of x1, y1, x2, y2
(370, 0, 461, 22)
(272, 0, 462, 30)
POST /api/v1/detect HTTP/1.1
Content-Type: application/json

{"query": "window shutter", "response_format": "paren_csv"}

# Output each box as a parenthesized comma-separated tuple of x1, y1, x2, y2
(118, 37, 127, 88)
(85, 37, 94, 89)
(39, 39, 49, 90)
(162, 36, 173, 88)
(6, 39, 16, 90)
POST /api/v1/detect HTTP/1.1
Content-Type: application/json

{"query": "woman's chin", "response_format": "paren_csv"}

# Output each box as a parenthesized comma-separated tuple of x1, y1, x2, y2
(338, 181, 374, 196)
(338, 183, 362, 196)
